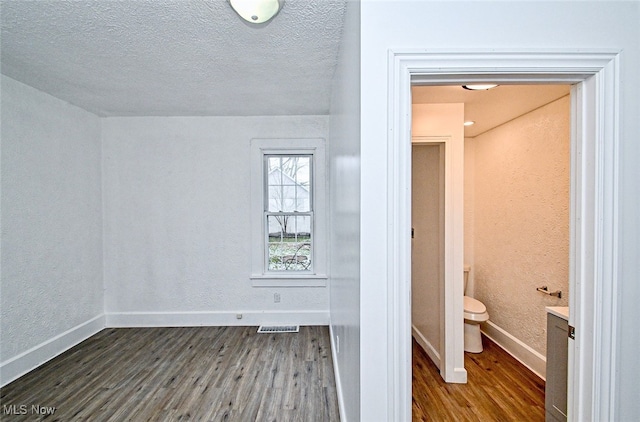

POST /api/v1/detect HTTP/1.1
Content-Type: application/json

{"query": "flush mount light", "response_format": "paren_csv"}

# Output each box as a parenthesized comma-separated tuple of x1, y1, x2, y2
(463, 121, 475, 126)
(229, 0, 284, 24)
(462, 84, 498, 90)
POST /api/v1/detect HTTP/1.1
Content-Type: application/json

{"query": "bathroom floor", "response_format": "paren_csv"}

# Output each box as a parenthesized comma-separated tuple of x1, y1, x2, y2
(412, 335, 545, 421)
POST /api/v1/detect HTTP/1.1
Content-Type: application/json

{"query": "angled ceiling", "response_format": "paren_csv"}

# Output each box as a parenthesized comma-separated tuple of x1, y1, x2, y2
(1, 0, 347, 117)
(412, 84, 571, 137)
(1, 0, 570, 128)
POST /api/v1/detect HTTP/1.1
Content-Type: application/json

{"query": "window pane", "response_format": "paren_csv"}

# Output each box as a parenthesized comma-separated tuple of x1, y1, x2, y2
(267, 215, 312, 271)
(266, 156, 311, 212)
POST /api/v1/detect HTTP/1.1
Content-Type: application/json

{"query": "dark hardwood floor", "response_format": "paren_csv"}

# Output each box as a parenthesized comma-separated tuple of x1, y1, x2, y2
(1, 326, 340, 421)
(412, 335, 545, 421)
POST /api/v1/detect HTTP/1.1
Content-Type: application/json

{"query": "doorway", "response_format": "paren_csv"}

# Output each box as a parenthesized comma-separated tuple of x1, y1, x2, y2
(386, 51, 621, 421)
(411, 83, 571, 374)
(411, 142, 444, 373)
(410, 85, 572, 420)
(409, 102, 465, 384)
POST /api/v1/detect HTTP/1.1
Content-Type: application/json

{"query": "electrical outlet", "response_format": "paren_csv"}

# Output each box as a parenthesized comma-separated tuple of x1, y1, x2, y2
(274, 293, 281, 303)
(236, 313, 243, 319)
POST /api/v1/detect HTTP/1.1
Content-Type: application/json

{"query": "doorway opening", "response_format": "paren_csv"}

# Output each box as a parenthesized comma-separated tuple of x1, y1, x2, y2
(410, 84, 572, 420)
(386, 51, 621, 422)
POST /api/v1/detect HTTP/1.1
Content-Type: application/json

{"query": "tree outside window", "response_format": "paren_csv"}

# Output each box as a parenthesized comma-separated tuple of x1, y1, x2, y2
(265, 155, 312, 271)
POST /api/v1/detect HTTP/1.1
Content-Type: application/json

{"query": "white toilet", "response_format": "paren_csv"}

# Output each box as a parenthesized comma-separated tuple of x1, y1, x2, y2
(463, 266, 489, 353)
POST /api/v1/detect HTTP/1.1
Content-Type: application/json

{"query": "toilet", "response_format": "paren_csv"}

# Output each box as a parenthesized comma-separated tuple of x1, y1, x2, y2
(463, 266, 489, 353)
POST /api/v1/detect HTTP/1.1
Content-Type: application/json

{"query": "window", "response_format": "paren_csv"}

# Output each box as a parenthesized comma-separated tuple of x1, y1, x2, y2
(265, 155, 313, 272)
(251, 139, 326, 286)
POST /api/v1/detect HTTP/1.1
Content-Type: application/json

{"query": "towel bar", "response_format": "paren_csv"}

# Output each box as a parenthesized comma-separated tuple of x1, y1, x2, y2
(537, 286, 562, 298)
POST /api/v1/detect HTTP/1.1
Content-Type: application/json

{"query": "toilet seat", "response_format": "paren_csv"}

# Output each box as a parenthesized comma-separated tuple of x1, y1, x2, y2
(464, 296, 489, 322)
(464, 296, 486, 314)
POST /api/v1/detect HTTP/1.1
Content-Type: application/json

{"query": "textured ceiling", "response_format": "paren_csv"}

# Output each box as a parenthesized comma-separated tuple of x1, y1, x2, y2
(1, 0, 347, 116)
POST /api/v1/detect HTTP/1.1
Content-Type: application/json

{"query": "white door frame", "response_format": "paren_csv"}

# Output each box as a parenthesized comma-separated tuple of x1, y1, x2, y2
(387, 50, 620, 421)
(411, 135, 466, 385)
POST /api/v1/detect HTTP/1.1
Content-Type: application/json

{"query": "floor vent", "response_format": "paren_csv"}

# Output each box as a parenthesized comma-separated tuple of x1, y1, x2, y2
(257, 325, 299, 334)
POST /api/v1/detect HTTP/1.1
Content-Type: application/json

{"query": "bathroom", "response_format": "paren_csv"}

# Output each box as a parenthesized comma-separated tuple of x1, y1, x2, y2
(411, 84, 570, 395)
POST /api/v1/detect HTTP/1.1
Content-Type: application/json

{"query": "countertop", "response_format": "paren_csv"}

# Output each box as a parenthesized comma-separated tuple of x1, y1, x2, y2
(546, 306, 569, 321)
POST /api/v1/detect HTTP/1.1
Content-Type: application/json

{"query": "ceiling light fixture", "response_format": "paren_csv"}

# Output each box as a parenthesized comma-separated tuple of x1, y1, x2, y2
(462, 84, 498, 91)
(229, 0, 284, 24)
(464, 121, 475, 126)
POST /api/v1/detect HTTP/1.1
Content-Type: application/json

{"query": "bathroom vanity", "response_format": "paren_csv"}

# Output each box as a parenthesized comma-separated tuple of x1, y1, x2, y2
(545, 306, 569, 422)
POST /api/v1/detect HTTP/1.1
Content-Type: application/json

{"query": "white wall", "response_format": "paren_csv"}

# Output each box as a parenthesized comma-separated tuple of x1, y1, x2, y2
(101, 116, 329, 326)
(360, 1, 640, 420)
(328, 1, 361, 421)
(1, 75, 104, 385)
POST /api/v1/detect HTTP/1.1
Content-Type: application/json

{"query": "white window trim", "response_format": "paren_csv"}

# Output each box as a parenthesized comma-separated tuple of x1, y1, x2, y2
(250, 138, 327, 287)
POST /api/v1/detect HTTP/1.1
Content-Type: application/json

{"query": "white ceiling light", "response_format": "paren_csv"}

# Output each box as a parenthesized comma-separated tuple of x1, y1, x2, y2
(464, 121, 475, 126)
(229, 0, 284, 24)
(462, 84, 498, 91)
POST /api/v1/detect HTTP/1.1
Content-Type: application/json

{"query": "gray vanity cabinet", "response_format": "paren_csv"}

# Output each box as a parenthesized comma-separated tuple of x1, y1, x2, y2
(546, 313, 568, 421)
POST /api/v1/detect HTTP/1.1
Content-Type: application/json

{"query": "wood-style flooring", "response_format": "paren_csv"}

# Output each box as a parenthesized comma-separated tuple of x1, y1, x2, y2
(412, 335, 546, 421)
(1, 326, 339, 421)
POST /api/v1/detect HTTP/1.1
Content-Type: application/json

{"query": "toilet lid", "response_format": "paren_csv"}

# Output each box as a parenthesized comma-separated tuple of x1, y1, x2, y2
(464, 296, 486, 314)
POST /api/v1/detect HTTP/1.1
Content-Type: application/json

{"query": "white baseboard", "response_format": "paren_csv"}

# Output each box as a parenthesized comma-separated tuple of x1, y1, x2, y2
(481, 320, 546, 380)
(329, 324, 347, 422)
(105, 310, 329, 327)
(412, 324, 441, 370)
(0, 314, 105, 387)
(451, 367, 469, 384)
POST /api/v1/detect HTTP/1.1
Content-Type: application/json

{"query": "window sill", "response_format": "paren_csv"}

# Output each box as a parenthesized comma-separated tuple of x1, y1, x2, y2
(251, 274, 328, 287)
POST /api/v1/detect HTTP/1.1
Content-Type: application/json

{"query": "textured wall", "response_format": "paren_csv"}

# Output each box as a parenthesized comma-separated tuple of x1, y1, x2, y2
(1, 75, 103, 361)
(473, 96, 570, 356)
(464, 138, 476, 294)
(102, 115, 329, 315)
(327, 0, 361, 420)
